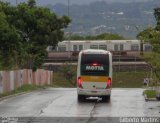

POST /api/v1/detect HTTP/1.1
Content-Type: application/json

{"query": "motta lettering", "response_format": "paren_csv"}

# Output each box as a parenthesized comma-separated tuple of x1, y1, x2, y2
(86, 66, 104, 71)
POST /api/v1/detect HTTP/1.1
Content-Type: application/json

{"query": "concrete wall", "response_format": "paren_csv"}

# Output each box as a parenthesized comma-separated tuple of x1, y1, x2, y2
(0, 69, 53, 94)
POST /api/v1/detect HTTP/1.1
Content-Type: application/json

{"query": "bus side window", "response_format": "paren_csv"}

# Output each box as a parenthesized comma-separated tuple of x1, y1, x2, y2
(90, 45, 98, 49)
(79, 45, 83, 51)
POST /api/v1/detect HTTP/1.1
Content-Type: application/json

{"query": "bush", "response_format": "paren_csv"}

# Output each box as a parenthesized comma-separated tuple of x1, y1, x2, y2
(144, 90, 157, 98)
(59, 63, 77, 86)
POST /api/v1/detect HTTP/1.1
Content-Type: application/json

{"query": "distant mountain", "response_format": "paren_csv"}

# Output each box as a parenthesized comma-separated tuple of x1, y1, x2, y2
(7, 0, 152, 6)
(47, 0, 159, 38)
(6, 0, 159, 38)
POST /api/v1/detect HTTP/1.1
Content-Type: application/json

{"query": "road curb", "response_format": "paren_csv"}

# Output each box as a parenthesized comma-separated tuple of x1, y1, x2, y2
(0, 88, 46, 102)
(0, 92, 30, 102)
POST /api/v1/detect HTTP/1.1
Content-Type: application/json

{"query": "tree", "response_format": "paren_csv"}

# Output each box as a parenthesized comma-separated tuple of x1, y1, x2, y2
(137, 8, 160, 45)
(65, 33, 125, 40)
(154, 8, 160, 31)
(28, 0, 36, 8)
(60, 63, 76, 86)
(0, 0, 71, 70)
(137, 27, 154, 42)
(137, 7, 160, 84)
(0, 11, 22, 70)
(95, 33, 125, 40)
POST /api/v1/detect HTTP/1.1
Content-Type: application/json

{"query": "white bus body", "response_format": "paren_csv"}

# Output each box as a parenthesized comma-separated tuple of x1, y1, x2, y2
(77, 49, 112, 102)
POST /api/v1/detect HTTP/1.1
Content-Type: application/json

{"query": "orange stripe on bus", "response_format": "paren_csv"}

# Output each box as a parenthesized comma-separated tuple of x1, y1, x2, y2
(81, 76, 108, 82)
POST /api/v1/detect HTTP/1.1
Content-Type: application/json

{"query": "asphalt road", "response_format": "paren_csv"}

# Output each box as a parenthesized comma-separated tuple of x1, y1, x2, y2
(0, 88, 159, 123)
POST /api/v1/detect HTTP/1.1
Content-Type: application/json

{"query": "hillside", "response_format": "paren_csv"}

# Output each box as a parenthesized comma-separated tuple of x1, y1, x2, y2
(8, 0, 152, 6)
(47, 0, 160, 38)
(7, 0, 159, 38)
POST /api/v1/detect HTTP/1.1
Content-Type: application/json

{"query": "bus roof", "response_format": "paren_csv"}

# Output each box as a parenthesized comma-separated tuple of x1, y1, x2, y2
(80, 49, 111, 54)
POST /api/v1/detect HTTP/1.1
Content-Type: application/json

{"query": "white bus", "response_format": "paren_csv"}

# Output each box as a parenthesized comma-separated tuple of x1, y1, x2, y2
(77, 49, 112, 102)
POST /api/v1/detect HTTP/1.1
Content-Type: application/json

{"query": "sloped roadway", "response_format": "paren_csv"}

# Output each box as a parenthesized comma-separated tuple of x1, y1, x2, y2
(0, 88, 159, 123)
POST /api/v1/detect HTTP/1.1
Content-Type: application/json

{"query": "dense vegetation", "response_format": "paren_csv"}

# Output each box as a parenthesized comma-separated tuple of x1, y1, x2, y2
(137, 8, 160, 84)
(65, 33, 125, 40)
(0, 0, 70, 70)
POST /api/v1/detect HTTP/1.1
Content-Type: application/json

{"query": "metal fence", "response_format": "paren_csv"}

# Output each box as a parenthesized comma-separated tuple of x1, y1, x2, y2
(0, 69, 53, 94)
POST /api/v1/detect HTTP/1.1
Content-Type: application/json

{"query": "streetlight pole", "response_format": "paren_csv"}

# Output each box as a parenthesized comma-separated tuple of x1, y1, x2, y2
(140, 39, 144, 56)
(135, 25, 143, 55)
(67, 0, 71, 60)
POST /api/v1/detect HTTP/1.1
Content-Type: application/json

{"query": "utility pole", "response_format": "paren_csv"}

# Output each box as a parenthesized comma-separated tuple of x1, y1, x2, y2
(68, 0, 70, 17)
(16, 0, 18, 5)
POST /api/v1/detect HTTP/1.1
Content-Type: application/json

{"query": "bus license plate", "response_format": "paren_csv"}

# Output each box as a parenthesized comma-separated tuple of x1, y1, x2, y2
(91, 90, 97, 93)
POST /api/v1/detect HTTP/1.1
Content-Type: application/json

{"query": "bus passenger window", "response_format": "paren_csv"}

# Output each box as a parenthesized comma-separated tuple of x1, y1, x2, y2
(58, 45, 66, 52)
(131, 44, 139, 51)
(90, 45, 98, 49)
(79, 45, 83, 51)
(73, 45, 78, 51)
(120, 44, 124, 51)
(114, 44, 118, 51)
(99, 45, 107, 50)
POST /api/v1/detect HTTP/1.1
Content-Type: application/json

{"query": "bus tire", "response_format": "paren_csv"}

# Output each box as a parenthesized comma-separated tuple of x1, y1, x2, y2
(102, 95, 110, 102)
(78, 95, 85, 102)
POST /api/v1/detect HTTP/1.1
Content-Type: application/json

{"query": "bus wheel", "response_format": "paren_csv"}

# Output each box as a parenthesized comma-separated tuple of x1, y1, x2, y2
(102, 95, 110, 102)
(78, 95, 85, 102)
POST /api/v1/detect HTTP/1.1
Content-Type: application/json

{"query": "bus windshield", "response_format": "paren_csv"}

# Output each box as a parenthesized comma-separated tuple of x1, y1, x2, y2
(81, 54, 109, 76)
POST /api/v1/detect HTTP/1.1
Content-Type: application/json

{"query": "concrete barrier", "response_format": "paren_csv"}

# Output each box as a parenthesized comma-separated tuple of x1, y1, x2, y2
(22, 69, 28, 85)
(0, 69, 53, 94)
(3, 71, 10, 93)
(10, 71, 14, 91)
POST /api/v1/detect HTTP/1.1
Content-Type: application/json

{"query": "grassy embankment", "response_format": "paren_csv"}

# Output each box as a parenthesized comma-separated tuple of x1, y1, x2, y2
(52, 71, 147, 88)
(0, 71, 147, 99)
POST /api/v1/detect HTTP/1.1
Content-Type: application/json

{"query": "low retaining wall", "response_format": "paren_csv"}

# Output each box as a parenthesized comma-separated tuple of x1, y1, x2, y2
(0, 69, 53, 94)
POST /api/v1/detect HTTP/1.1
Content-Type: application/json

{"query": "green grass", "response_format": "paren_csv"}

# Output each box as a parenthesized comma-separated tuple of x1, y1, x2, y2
(52, 71, 146, 88)
(143, 90, 157, 98)
(0, 84, 47, 98)
(52, 72, 76, 87)
(112, 72, 146, 88)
